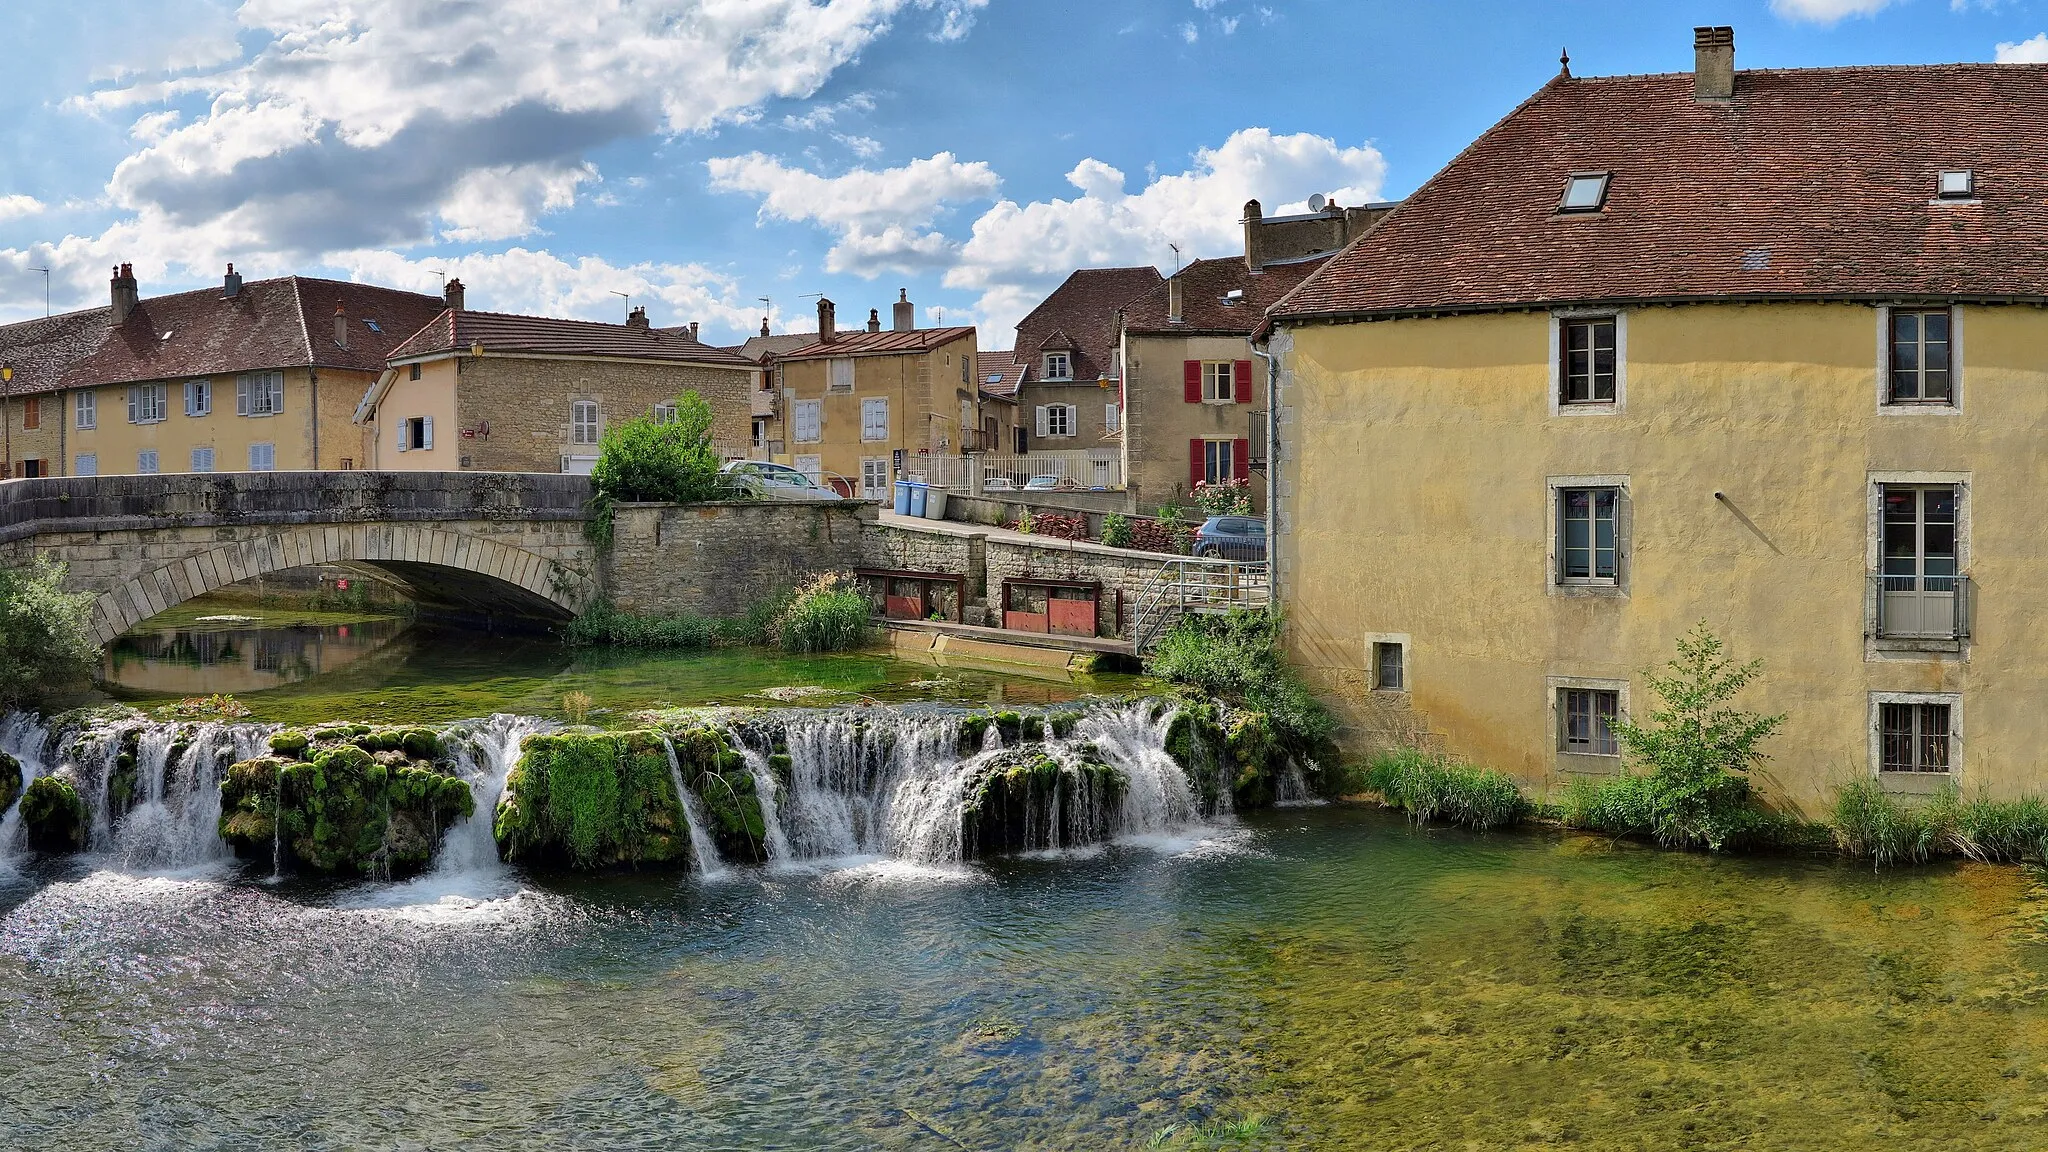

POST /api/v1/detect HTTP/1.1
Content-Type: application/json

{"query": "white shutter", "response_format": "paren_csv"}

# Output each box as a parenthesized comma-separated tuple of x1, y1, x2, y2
(268, 373, 283, 414)
(236, 376, 249, 416)
(422, 416, 433, 450)
(396, 420, 410, 452)
(1035, 406, 1050, 437)
(127, 387, 138, 423)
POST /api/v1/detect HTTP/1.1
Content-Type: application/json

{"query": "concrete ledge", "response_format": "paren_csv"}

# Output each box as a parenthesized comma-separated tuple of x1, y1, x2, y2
(883, 618, 1135, 657)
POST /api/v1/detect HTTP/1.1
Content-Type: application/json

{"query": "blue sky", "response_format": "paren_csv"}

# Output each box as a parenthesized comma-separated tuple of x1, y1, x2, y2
(1, 0, 2042, 346)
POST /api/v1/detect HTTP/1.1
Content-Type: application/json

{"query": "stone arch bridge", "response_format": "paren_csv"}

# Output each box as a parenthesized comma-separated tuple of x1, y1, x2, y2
(0, 472, 600, 645)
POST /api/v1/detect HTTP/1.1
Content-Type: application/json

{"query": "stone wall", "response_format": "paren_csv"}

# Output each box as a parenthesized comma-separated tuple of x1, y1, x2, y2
(454, 357, 753, 473)
(858, 521, 1171, 639)
(602, 500, 877, 619)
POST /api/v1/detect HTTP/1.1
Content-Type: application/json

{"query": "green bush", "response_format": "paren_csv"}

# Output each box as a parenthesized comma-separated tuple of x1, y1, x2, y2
(584, 390, 724, 545)
(566, 594, 788, 650)
(0, 556, 98, 710)
(775, 572, 873, 654)
(1100, 513, 1134, 549)
(1146, 609, 1332, 750)
(1360, 748, 1528, 831)
(1830, 780, 2048, 867)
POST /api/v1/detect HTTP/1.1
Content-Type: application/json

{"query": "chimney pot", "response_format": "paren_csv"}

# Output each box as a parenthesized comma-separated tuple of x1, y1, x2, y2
(1694, 25, 1735, 102)
(893, 288, 914, 332)
(110, 263, 140, 326)
(444, 278, 465, 312)
(223, 263, 242, 298)
(1167, 276, 1184, 325)
(689, 321, 700, 341)
(867, 308, 882, 333)
(627, 306, 649, 330)
(334, 302, 349, 349)
(817, 297, 837, 343)
(761, 317, 771, 337)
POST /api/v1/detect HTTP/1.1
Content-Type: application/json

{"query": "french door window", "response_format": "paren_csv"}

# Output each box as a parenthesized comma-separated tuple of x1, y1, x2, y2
(1880, 485, 1957, 637)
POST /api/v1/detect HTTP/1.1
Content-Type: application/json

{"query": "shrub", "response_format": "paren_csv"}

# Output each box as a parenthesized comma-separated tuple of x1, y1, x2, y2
(1014, 508, 1037, 535)
(1360, 748, 1528, 831)
(565, 596, 785, 650)
(1147, 609, 1333, 751)
(1155, 507, 1195, 554)
(584, 391, 723, 545)
(1192, 478, 1254, 516)
(562, 691, 594, 725)
(1100, 513, 1134, 549)
(775, 572, 873, 653)
(1831, 780, 1945, 867)
(0, 556, 97, 710)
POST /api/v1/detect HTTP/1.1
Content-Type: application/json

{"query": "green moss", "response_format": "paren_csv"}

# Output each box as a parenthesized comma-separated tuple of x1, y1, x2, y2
(667, 726, 766, 863)
(219, 743, 472, 876)
(19, 775, 86, 852)
(218, 756, 285, 851)
(993, 711, 1024, 745)
(1224, 712, 1280, 809)
(1046, 711, 1081, 739)
(961, 747, 1126, 856)
(1020, 715, 1046, 742)
(956, 715, 992, 754)
(268, 730, 312, 759)
(400, 728, 444, 761)
(0, 751, 20, 815)
(494, 731, 690, 870)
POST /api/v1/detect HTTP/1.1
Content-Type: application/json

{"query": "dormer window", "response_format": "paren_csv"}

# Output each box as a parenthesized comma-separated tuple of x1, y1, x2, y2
(1558, 172, 1610, 213)
(1042, 352, 1072, 381)
(1936, 170, 1974, 199)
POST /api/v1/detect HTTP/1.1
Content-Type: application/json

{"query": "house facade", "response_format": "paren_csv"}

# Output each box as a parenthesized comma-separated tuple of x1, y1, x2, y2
(1003, 267, 1161, 467)
(1265, 27, 2048, 809)
(355, 289, 755, 473)
(1, 265, 443, 478)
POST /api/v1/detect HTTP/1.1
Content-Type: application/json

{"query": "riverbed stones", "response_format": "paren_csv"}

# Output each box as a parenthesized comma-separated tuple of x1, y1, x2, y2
(494, 731, 690, 870)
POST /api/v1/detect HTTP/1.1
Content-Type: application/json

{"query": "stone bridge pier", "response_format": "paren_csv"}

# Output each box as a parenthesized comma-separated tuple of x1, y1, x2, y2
(0, 472, 600, 645)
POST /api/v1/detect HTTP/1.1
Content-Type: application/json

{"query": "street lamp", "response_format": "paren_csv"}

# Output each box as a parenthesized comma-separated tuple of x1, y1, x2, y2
(1, 365, 13, 478)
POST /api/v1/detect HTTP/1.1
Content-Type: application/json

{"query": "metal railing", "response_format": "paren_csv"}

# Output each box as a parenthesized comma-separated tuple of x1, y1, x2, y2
(1128, 557, 1271, 651)
(909, 451, 1125, 492)
(1868, 573, 1972, 641)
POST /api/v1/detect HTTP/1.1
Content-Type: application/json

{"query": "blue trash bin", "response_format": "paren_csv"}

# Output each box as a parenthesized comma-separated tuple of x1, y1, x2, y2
(907, 481, 929, 518)
(893, 479, 913, 515)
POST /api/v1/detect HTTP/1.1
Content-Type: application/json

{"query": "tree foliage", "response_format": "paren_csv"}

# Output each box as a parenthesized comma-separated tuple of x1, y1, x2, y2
(0, 555, 98, 709)
(585, 391, 723, 544)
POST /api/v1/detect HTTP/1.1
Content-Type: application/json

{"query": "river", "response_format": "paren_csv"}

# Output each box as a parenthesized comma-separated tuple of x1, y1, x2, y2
(1, 608, 2045, 1148)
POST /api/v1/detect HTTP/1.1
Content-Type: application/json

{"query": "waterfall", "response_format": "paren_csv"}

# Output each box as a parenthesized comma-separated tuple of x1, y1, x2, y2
(109, 724, 242, 871)
(0, 712, 49, 869)
(1080, 704, 1203, 838)
(430, 713, 546, 879)
(1273, 759, 1324, 807)
(728, 734, 794, 864)
(659, 736, 728, 879)
(772, 711, 970, 861)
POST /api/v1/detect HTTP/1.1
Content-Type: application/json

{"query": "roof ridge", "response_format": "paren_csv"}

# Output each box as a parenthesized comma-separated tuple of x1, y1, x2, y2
(288, 276, 316, 369)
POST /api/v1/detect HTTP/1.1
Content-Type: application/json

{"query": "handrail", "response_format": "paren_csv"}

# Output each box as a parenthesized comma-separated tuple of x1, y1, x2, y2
(1866, 572, 1971, 641)
(1129, 557, 1271, 651)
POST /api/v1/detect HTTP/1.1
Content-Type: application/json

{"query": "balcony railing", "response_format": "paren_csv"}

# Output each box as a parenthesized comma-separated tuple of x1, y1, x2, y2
(1868, 573, 1972, 641)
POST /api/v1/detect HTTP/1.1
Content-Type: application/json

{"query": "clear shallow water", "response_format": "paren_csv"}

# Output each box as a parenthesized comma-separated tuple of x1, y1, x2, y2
(4, 810, 2046, 1150)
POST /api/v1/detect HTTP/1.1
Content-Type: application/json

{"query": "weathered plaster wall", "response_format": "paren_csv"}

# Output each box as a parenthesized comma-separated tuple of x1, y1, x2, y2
(1276, 300, 2048, 809)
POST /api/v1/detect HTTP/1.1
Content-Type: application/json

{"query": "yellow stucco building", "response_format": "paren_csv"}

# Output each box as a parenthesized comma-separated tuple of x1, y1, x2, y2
(1265, 29, 2048, 809)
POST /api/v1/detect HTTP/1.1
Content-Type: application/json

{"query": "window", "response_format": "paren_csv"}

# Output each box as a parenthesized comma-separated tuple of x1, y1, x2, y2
(962, 355, 971, 386)
(339, 458, 355, 471)
(409, 363, 423, 381)
(184, 379, 211, 417)
(652, 402, 678, 425)
(1558, 172, 1610, 212)
(75, 391, 96, 429)
(794, 399, 822, 443)
(1881, 702, 1951, 773)
(399, 417, 434, 452)
(1105, 403, 1121, 434)
(795, 454, 822, 483)
(364, 319, 382, 333)
(861, 397, 889, 441)
(190, 447, 214, 473)
(1204, 361, 1234, 402)
(236, 371, 283, 416)
(16, 460, 41, 478)
(1202, 439, 1235, 485)
(1042, 351, 1072, 381)
(1560, 318, 1617, 404)
(1878, 484, 1960, 639)
(1557, 486, 1619, 584)
(1937, 170, 1974, 199)
(861, 456, 890, 499)
(73, 454, 97, 476)
(1037, 404, 1074, 438)
(1559, 688, 1620, 755)
(571, 400, 600, 445)
(248, 442, 275, 471)
(128, 383, 168, 424)
(751, 417, 769, 448)
(828, 358, 855, 394)
(1374, 642, 1405, 691)
(21, 396, 38, 431)
(1888, 310, 1953, 403)
(137, 449, 160, 474)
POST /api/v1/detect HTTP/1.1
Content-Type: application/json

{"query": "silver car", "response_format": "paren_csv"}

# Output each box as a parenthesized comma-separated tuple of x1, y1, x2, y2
(720, 460, 844, 502)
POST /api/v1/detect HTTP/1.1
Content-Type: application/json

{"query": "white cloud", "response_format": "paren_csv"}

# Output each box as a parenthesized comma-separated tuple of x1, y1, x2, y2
(1180, 22, 1200, 43)
(782, 92, 878, 132)
(706, 150, 1000, 276)
(1996, 33, 2048, 61)
(128, 111, 183, 143)
(0, 196, 45, 222)
(922, 0, 989, 41)
(1768, 0, 1896, 23)
(838, 134, 886, 158)
(945, 128, 1386, 337)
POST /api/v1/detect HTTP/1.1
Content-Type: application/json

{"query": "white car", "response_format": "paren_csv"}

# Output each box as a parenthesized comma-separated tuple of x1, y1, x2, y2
(720, 460, 843, 502)
(981, 477, 1018, 492)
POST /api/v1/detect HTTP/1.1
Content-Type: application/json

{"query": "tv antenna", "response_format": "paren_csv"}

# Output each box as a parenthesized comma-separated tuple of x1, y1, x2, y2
(28, 267, 49, 316)
(610, 289, 631, 320)
(1169, 243, 1182, 275)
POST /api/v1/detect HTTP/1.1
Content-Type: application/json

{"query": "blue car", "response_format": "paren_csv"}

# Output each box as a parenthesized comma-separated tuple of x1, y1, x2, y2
(1194, 516, 1265, 560)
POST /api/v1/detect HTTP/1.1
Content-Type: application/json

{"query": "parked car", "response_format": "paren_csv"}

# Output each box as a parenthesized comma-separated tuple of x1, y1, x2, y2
(1194, 516, 1266, 560)
(1023, 475, 1065, 490)
(981, 477, 1018, 492)
(719, 460, 843, 502)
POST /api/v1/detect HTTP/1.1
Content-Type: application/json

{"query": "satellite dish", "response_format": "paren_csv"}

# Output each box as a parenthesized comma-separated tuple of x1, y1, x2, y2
(1307, 193, 1326, 211)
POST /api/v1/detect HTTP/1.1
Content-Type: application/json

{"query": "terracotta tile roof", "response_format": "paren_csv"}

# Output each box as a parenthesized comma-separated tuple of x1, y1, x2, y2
(0, 307, 112, 397)
(54, 277, 446, 392)
(1124, 255, 1329, 335)
(1275, 63, 2048, 322)
(776, 325, 977, 361)
(976, 353, 1024, 398)
(730, 333, 818, 363)
(386, 308, 756, 368)
(1013, 266, 1163, 384)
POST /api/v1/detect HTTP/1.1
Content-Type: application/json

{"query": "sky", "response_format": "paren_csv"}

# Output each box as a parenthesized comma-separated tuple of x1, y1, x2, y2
(0, 0, 2043, 348)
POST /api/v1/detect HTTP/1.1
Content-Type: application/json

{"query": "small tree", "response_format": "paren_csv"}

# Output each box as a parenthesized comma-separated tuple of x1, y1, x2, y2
(0, 556, 98, 709)
(1606, 622, 1785, 850)
(586, 391, 723, 544)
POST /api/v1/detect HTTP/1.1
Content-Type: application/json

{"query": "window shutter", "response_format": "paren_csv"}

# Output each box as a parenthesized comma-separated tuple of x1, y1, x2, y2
(396, 424, 409, 452)
(236, 377, 249, 416)
(1036, 406, 1050, 437)
(1183, 360, 1202, 403)
(1233, 438, 1250, 481)
(127, 387, 138, 423)
(1189, 439, 1205, 488)
(422, 416, 433, 450)
(269, 373, 284, 413)
(1233, 359, 1253, 404)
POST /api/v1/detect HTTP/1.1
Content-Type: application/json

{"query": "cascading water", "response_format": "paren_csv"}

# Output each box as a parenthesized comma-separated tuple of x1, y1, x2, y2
(430, 713, 547, 879)
(726, 733, 794, 864)
(1081, 704, 1203, 837)
(0, 712, 49, 868)
(109, 723, 243, 871)
(660, 736, 728, 879)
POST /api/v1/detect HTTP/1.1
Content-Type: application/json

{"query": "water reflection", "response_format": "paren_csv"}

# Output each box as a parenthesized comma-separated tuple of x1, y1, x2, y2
(100, 614, 414, 696)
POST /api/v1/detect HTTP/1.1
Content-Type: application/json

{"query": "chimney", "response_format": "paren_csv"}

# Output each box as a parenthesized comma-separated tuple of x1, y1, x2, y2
(1167, 275, 1184, 325)
(867, 308, 882, 333)
(760, 317, 771, 337)
(334, 302, 349, 349)
(1242, 198, 1265, 271)
(818, 297, 836, 343)
(689, 321, 700, 341)
(627, 306, 649, 330)
(444, 278, 465, 312)
(110, 263, 138, 325)
(1694, 26, 1735, 102)
(223, 263, 242, 298)
(892, 288, 914, 332)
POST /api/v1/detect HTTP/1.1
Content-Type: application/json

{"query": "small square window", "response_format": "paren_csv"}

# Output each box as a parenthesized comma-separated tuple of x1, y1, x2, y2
(1559, 688, 1620, 756)
(1556, 486, 1620, 584)
(1881, 702, 1952, 773)
(1936, 170, 1974, 199)
(1559, 172, 1610, 213)
(1374, 642, 1405, 691)
(1559, 318, 1616, 404)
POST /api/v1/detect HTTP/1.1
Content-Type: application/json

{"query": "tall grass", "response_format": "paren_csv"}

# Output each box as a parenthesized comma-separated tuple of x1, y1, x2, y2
(565, 599, 781, 649)
(774, 573, 874, 654)
(1832, 780, 2048, 867)
(1359, 748, 1528, 831)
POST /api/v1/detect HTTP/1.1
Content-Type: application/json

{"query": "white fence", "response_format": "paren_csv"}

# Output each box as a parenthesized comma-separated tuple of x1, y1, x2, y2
(906, 451, 1124, 492)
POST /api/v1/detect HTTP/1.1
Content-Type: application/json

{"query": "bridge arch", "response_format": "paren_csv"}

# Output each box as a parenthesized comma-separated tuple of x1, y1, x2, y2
(88, 522, 594, 645)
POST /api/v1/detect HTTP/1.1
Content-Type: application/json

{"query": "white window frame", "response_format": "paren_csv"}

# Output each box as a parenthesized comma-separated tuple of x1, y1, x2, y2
(828, 358, 855, 394)
(1037, 403, 1075, 439)
(183, 379, 211, 418)
(1865, 470, 1970, 657)
(1104, 402, 1121, 434)
(128, 383, 168, 425)
(1548, 309, 1626, 417)
(397, 416, 434, 453)
(1548, 674, 1629, 770)
(1876, 305, 1962, 415)
(1042, 351, 1072, 382)
(1201, 438, 1235, 486)
(236, 371, 283, 418)
(1546, 476, 1629, 594)
(1204, 361, 1235, 403)
(75, 390, 97, 430)
(860, 456, 890, 499)
(861, 396, 890, 442)
(793, 399, 823, 444)
(570, 400, 600, 445)
(652, 402, 678, 425)
(136, 449, 160, 474)
(248, 442, 276, 471)
(794, 454, 823, 483)
(73, 453, 97, 476)
(1868, 691, 1962, 791)
(190, 446, 214, 473)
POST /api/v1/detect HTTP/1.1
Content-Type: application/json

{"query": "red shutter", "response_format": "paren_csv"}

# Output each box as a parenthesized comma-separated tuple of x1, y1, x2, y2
(1233, 359, 1253, 404)
(1233, 438, 1250, 481)
(1190, 439, 1206, 488)
(1183, 360, 1202, 403)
